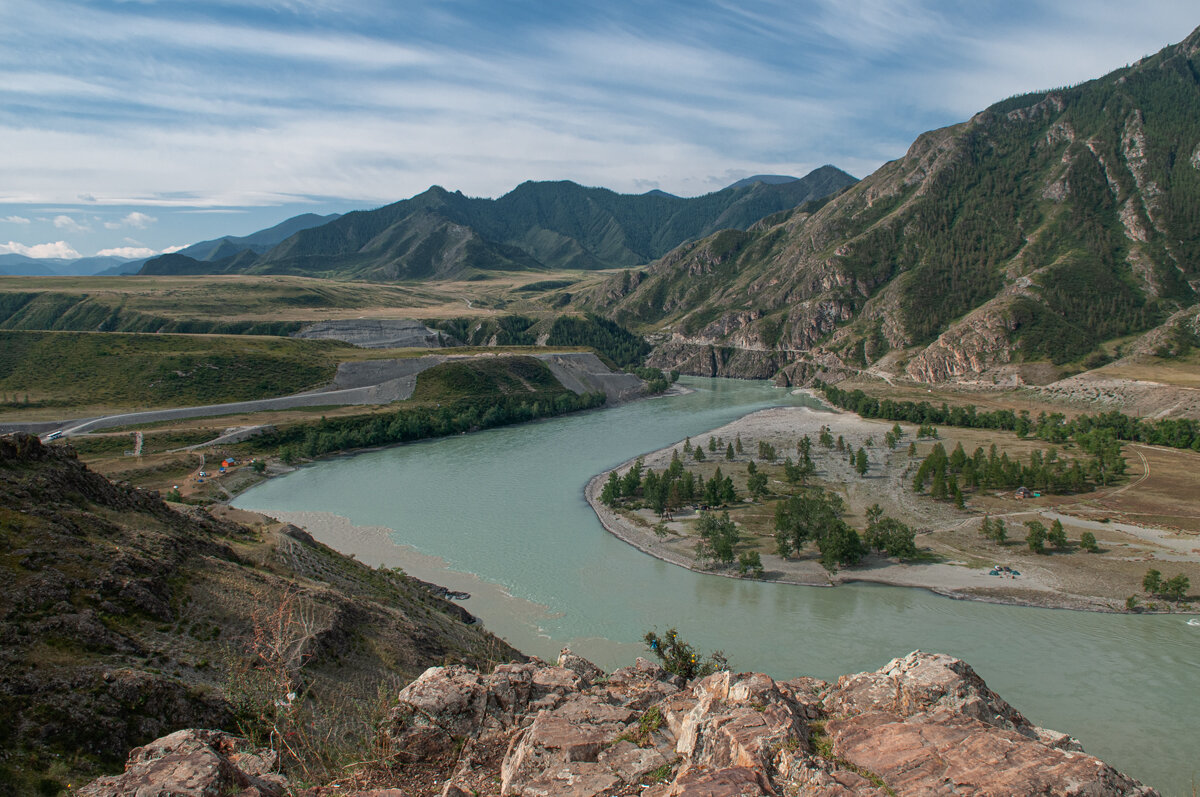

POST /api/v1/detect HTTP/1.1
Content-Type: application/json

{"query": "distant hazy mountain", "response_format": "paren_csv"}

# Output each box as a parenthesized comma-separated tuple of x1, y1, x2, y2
(139, 166, 856, 280)
(96, 259, 149, 276)
(173, 212, 343, 262)
(0, 255, 57, 276)
(0, 254, 134, 276)
(723, 174, 801, 190)
(588, 25, 1200, 384)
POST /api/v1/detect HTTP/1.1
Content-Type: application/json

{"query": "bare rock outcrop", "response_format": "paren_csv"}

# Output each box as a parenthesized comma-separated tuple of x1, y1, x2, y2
(86, 650, 1158, 796)
(78, 729, 287, 797)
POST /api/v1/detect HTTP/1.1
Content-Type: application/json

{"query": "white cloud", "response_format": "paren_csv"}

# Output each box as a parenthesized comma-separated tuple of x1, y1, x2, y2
(161, 244, 186, 253)
(95, 246, 157, 258)
(104, 211, 157, 229)
(0, 240, 81, 258)
(1, 215, 31, 224)
(53, 214, 90, 233)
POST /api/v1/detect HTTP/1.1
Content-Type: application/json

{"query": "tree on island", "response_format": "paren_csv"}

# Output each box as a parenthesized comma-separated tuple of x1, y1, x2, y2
(817, 525, 866, 572)
(621, 458, 644, 497)
(981, 516, 1007, 544)
(746, 461, 768, 499)
(694, 511, 740, 565)
(1047, 519, 1069, 550)
(737, 550, 764, 578)
(1025, 520, 1048, 554)
(1144, 569, 1190, 601)
(1164, 574, 1190, 601)
(1143, 569, 1162, 594)
(601, 471, 622, 506)
(863, 506, 917, 560)
(774, 488, 862, 570)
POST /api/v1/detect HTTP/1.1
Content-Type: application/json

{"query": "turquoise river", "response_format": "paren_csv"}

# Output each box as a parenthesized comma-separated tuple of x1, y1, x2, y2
(234, 377, 1199, 795)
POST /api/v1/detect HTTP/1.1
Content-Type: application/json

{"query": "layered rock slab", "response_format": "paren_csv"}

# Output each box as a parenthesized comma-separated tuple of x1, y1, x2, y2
(84, 650, 1159, 797)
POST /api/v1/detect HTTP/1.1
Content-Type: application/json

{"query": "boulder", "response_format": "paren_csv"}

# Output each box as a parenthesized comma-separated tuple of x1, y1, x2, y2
(499, 695, 641, 795)
(557, 646, 606, 686)
(666, 670, 807, 772)
(825, 650, 1082, 750)
(828, 708, 1157, 796)
(646, 765, 772, 796)
(77, 729, 287, 797)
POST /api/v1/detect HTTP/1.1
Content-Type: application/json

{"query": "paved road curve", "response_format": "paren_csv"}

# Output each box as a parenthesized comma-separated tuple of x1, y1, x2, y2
(0, 351, 643, 439)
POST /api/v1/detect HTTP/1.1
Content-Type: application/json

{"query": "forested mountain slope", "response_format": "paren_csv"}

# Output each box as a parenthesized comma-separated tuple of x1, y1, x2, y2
(585, 25, 1200, 385)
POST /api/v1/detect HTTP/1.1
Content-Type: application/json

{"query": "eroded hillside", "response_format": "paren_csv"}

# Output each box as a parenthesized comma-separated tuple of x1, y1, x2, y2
(585, 26, 1200, 388)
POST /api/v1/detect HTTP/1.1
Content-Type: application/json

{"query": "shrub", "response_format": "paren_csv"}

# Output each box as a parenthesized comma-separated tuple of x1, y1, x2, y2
(643, 628, 729, 681)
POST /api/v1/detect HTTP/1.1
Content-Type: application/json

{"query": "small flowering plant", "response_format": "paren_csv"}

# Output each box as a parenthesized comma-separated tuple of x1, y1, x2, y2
(643, 627, 729, 681)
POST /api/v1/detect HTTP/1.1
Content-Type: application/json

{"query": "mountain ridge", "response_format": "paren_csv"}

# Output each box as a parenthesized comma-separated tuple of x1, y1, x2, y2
(583, 24, 1200, 386)
(138, 166, 857, 280)
(174, 212, 342, 262)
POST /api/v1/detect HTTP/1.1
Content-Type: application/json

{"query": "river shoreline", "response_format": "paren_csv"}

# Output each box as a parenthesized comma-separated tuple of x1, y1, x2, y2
(582, 400, 1197, 614)
(218, 386, 1195, 615)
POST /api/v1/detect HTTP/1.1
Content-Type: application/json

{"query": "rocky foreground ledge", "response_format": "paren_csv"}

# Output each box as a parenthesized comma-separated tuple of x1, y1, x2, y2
(81, 651, 1156, 797)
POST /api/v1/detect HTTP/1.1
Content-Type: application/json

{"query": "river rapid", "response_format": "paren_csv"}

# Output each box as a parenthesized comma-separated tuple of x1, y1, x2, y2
(234, 377, 1199, 795)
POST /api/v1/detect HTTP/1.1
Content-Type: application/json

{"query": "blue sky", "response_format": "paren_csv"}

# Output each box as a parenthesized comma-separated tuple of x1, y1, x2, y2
(1, 0, 1196, 259)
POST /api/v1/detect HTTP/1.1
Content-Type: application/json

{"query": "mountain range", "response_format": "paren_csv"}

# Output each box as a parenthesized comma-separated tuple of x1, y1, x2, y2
(583, 25, 1200, 384)
(0, 254, 135, 277)
(169, 211, 343, 262)
(139, 167, 857, 280)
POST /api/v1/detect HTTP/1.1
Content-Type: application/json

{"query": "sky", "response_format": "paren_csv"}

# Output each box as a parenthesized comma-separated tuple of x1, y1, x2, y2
(1, 0, 1196, 260)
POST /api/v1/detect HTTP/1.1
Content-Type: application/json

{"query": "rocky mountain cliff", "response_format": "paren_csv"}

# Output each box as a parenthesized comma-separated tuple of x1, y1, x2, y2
(139, 167, 856, 281)
(0, 434, 520, 793)
(585, 25, 1200, 386)
(81, 650, 1158, 796)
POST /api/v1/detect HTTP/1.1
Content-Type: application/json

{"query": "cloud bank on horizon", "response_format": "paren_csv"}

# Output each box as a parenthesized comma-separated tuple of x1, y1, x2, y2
(1, 0, 1196, 257)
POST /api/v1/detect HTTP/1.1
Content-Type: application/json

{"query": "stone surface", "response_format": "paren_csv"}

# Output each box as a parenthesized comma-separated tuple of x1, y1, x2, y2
(77, 729, 287, 797)
(828, 709, 1156, 797)
(825, 649, 1082, 750)
(84, 651, 1159, 797)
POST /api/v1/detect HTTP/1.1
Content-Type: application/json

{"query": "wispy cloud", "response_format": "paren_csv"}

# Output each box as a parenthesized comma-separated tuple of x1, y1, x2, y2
(1, 215, 31, 224)
(104, 211, 157, 230)
(53, 215, 90, 233)
(0, 0, 1195, 258)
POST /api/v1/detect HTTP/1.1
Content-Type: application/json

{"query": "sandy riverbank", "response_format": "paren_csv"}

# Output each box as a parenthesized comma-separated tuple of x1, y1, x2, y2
(583, 399, 1160, 612)
(215, 505, 642, 665)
